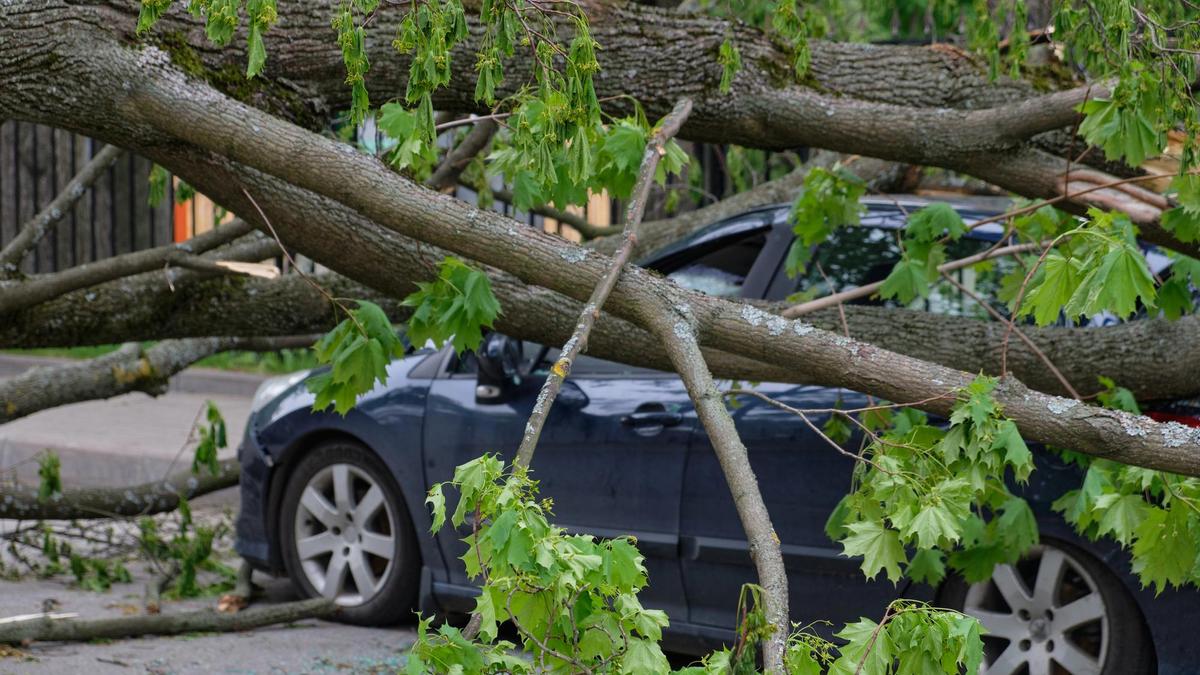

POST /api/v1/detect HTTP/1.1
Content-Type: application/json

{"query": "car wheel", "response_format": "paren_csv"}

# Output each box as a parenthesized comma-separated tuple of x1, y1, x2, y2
(279, 440, 419, 625)
(938, 539, 1153, 675)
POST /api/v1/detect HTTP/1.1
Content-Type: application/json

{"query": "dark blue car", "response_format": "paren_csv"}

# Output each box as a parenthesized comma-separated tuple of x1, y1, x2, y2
(236, 197, 1200, 675)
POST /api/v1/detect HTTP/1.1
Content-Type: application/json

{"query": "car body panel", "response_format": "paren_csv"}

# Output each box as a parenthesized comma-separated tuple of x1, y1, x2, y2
(237, 199, 1200, 669)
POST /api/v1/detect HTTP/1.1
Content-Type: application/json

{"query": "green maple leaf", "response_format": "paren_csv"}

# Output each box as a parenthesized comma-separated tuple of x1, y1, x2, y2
(1093, 493, 1150, 546)
(1017, 251, 1080, 326)
(905, 502, 961, 549)
(905, 203, 967, 242)
(991, 420, 1033, 481)
(840, 520, 906, 583)
(1162, 207, 1200, 244)
(906, 548, 947, 585)
(1131, 504, 1199, 594)
(879, 256, 929, 304)
(1157, 277, 1195, 320)
(1065, 242, 1157, 320)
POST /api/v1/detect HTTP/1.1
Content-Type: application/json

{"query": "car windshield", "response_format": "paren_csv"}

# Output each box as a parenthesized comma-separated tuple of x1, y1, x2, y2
(786, 225, 1012, 319)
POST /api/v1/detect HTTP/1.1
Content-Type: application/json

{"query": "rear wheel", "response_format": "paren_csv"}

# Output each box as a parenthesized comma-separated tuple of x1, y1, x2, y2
(280, 441, 419, 625)
(938, 539, 1153, 675)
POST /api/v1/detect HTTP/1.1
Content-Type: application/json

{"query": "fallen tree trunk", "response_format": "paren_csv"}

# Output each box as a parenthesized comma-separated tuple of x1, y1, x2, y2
(0, 597, 335, 645)
(0, 461, 240, 520)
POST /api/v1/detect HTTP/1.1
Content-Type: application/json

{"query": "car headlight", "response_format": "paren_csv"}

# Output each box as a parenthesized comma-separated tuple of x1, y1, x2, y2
(250, 370, 311, 415)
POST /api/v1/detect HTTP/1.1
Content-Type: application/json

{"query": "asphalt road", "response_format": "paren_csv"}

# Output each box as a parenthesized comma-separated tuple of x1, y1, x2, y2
(0, 569, 418, 674)
(0, 361, 421, 674)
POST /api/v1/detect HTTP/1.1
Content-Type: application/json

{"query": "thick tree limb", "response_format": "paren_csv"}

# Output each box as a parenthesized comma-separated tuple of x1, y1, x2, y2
(0, 335, 312, 424)
(113, 56, 1200, 477)
(0, 597, 334, 645)
(426, 119, 497, 191)
(0, 144, 124, 274)
(4, 24, 1198, 472)
(0, 219, 258, 315)
(0, 460, 240, 520)
(587, 153, 909, 258)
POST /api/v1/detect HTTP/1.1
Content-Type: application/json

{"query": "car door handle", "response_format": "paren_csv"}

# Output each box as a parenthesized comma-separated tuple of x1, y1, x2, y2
(621, 411, 683, 427)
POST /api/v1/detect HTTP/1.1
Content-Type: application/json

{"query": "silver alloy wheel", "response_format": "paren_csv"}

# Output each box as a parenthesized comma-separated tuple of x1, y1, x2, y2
(963, 545, 1108, 675)
(293, 463, 397, 606)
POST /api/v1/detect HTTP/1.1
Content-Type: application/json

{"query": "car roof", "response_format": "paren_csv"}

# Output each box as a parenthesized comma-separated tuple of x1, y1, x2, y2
(639, 195, 1012, 268)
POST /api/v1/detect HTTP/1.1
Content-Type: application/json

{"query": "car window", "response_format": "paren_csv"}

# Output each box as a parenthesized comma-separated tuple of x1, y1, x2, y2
(449, 341, 663, 377)
(666, 231, 767, 298)
(786, 226, 1012, 318)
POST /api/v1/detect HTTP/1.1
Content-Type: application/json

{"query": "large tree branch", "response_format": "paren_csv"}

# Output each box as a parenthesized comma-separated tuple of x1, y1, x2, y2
(0, 219, 259, 314)
(9, 1, 1191, 254)
(0, 597, 334, 645)
(640, 299, 789, 670)
(587, 153, 909, 257)
(102, 45, 1200, 476)
(0, 459, 240, 520)
(0, 335, 315, 424)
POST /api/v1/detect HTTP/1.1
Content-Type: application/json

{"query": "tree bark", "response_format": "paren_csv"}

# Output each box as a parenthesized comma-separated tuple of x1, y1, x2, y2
(586, 153, 909, 258)
(0, 460, 240, 520)
(0, 335, 314, 424)
(92, 43, 1200, 477)
(0, 597, 334, 645)
(3, 7, 1199, 475)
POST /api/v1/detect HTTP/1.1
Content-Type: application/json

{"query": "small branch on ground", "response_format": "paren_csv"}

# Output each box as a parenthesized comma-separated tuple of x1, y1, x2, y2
(0, 460, 240, 520)
(0, 597, 335, 645)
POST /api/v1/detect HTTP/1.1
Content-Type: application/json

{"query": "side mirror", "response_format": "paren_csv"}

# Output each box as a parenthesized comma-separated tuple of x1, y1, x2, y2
(475, 333, 523, 404)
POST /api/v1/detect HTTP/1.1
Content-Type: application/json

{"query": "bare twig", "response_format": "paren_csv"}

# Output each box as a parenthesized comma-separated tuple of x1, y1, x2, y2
(938, 271, 1081, 399)
(512, 98, 693, 467)
(0, 144, 124, 274)
(783, 242, 1043, 318)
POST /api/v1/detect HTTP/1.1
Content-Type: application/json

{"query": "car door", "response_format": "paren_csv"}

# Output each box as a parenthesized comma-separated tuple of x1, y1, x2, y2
(422, 343, 696, 619)
(678, 383, 904, 631)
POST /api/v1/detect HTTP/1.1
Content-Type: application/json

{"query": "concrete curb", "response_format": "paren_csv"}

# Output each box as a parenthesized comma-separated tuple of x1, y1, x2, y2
(0, 354, 272, 398)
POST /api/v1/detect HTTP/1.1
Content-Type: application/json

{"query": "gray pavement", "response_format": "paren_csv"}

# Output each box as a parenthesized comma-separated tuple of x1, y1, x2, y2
(0, 358, 419, 674)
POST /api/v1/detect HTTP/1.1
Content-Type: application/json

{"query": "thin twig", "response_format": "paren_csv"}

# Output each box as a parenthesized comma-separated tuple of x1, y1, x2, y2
(939, 271, 1081, 399)
(512, 98, 693, 467)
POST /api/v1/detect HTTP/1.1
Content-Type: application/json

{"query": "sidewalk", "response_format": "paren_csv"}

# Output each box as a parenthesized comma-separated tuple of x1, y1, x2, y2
(0, 355, 269, 488)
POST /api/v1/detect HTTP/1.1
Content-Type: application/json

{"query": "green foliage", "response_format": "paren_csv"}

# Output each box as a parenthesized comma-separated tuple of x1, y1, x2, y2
(1013, 209, 1161, 326)
(419, 456, 984, 674)
(376, 104, 439, 176)
(785, 167, 866, 276)
(69, 553, 132, 592)
(192, 400, 226, 476)
(827, 376, 1037, 587)
(404, 257, 501, 355)
(137, 0, 277, 77)
(1052, 378, 1200, 595)
(412, 454, 672, 673)
(139, 498, 236, 598)
(148, 164, 170, 207)
(331, 3, 374, 125)
(37, 452, 62, 502)
(717, 36, 742, 94)
(770, 0, 814, 80)
(874, 203, 969, 306)
(307, 300, 406, 415)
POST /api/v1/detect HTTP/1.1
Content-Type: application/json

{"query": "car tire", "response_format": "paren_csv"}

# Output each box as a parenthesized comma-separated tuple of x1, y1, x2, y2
(279, 440, 419, 625)
(937, 538, 1154, 675)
